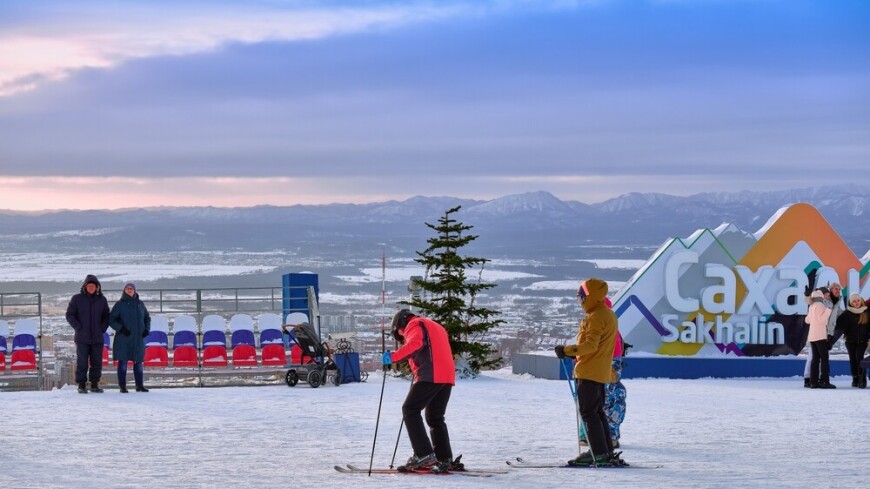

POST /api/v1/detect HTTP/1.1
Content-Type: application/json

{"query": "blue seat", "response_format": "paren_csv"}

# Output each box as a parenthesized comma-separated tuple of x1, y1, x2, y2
(12, 334, 36, 352)
(231, 330, 256, 348)
(202, 330, 226, 347)
(259, 329, 283, 346)
(173, 330, 197, 348)
(11, 318, 38, 352)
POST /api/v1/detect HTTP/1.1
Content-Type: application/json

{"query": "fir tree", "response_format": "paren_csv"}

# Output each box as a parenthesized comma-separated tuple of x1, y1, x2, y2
(403, 205, 504, 375)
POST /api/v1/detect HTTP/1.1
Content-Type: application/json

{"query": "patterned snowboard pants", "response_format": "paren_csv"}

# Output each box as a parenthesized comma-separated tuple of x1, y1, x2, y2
(579, 357, 627, 442)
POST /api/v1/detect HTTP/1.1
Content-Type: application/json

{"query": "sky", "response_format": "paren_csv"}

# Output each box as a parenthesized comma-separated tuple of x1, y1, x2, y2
(0, 0, 868, 211)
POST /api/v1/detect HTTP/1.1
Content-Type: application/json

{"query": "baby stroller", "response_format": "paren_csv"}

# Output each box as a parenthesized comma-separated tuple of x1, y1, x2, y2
(284, 322, 341, 388)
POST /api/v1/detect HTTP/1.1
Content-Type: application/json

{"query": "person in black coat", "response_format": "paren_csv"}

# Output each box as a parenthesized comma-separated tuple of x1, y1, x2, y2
(835, 293, 869, 388)
(65, 274, 110, 393)
(108, 282, 151, 393)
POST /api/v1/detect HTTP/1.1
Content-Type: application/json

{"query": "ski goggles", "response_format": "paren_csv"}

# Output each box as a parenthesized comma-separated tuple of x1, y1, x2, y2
(577, 282, 589, 302)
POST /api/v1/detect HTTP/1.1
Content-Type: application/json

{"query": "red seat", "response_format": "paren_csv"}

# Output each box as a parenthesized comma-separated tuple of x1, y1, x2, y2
(102, 346, 109, 366)
(290, 344, 302, 364)
(172, 345, 198, 367)
(144, 346, 169, 368)
(202, 345, 228, 367)
(10, 350, 36, 370)
(290, 344, 315, 365)
(0, 352, 5, 371)
(261, 344, 287, 366)
(231, 345, 257, 367)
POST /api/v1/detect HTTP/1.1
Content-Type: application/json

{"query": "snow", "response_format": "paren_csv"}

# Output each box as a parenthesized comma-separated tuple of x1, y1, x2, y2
(522, 280, 627, 292)
(335, 266, 543, 284)
(1, 369, 867, 488)
(572, 259, 649, 270)
(0, 252, 276, 282)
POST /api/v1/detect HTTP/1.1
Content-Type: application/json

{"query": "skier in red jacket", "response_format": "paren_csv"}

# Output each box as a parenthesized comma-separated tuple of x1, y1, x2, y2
(383, 309, 457, 472)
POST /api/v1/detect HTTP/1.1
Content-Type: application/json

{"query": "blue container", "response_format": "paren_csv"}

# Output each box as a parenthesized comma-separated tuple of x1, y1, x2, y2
(282, 273, 319, 321)
(334, 352, 361, 383)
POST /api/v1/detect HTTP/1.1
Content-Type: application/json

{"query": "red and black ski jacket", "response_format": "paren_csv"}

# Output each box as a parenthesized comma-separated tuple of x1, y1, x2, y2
(390, 317, 455, 385)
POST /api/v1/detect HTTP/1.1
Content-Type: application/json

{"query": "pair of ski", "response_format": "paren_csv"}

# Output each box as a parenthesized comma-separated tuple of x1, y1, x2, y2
(336, 458, 662, 477)
(334, 464, 504, 477)
(506, 457, 662, 469)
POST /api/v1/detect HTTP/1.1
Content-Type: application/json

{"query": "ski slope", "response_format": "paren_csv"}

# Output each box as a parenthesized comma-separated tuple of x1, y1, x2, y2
(1, 369, 867, 488)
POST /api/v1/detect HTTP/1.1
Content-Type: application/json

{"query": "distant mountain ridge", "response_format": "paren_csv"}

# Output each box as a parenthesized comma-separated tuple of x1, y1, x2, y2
(0, 185, 868, 255)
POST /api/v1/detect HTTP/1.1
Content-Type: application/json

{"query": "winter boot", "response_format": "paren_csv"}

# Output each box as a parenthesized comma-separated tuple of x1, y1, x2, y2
(861, 375, 867, 389)
(818, 381, 836, 389)
(89, 381, 104, 393)
(568, 450, 614, 467)
(852, 375, 859, 388)
(397, 453, 437, 472)
(803, 378, 811, 388)
(77, 382, 88, 394)
(119, 385, 128, 393)
(608, 451, 630, 467)
(135, 385, 149, 392)
(432, 455, 464, 473)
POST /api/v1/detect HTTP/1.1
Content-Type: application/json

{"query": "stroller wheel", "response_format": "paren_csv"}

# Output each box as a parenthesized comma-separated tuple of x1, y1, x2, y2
(307, 369, 322, 388)
(285, 369, 299, 387)
(332, 368, 341, 386)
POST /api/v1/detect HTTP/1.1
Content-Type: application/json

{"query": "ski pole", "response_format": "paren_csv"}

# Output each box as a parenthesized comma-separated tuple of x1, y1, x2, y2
(368, 364, 389, 476)
(561, 359, 598, 467)
(560, 358, 583, 455)
(389, 417, 405, 469)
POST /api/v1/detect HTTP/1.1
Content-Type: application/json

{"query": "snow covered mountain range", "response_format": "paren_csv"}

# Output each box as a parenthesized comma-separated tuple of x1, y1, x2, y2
(1, 185, 868, 254)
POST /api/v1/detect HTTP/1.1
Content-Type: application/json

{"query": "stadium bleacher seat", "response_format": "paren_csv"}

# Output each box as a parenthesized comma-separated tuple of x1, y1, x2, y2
(146, 315, 170, 347)
(201, 315, 228, 367)
(144, 315, 170, 368)
(256, 313, 286, 366)
(102, 331, 111, 366)
(171, 315, 198, 367)
(11, 350, 36, 371)
(11, 318, 38, 353)
(229, 314, 257, 366)
(261, 344, 287, 366)
(0, 319, 8, 353)
(0, 320, 8, 371)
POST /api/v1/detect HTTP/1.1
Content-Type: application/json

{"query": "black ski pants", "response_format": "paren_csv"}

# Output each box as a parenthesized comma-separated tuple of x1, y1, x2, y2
(578, 379, 613, 457)
(75, 342, 103, 384)
(402, 381, 453, 462)
(845, 341, 868, 378)
(809, 340, 830, 384)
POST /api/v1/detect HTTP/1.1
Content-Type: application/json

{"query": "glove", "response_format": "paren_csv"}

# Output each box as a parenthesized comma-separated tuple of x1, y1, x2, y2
(382, 351, 393, 366)
(119, 326, 131, 336)
(142, 331, 149, 338)
(804, 268, 817, 297)
(554, 345, 566, 359)
(827, 335, 834, 350)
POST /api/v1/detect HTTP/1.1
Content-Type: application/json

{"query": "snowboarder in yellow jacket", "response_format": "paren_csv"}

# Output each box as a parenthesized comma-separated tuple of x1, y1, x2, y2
(555, 278, 619, 466)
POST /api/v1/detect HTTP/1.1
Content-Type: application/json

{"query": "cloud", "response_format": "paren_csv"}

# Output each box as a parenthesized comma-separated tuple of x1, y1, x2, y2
(0, 0, 868, 210)
(0, 1, 482, 97)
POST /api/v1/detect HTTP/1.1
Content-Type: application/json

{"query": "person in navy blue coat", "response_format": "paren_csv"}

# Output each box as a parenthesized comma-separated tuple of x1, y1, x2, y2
(66, 274, 110, 393)
(109, 282, 151, 393)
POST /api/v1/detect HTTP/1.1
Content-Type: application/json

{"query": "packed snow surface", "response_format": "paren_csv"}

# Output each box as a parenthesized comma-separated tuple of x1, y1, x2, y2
(1, 369, 867, 488)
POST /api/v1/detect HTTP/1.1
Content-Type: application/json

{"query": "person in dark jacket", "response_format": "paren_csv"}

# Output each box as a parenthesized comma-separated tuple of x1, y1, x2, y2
(835, 293, 869, 388)
(66, 274, 110, 393)
(382, 309, 457, 473)
(108, 282, 151, 393)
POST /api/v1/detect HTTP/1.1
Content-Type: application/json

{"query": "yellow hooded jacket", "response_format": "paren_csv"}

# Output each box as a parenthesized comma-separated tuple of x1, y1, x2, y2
(563, 278, 617, 384)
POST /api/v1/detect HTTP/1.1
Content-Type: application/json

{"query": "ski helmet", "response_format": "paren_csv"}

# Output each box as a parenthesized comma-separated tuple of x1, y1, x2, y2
(390, 309, 416, 342)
